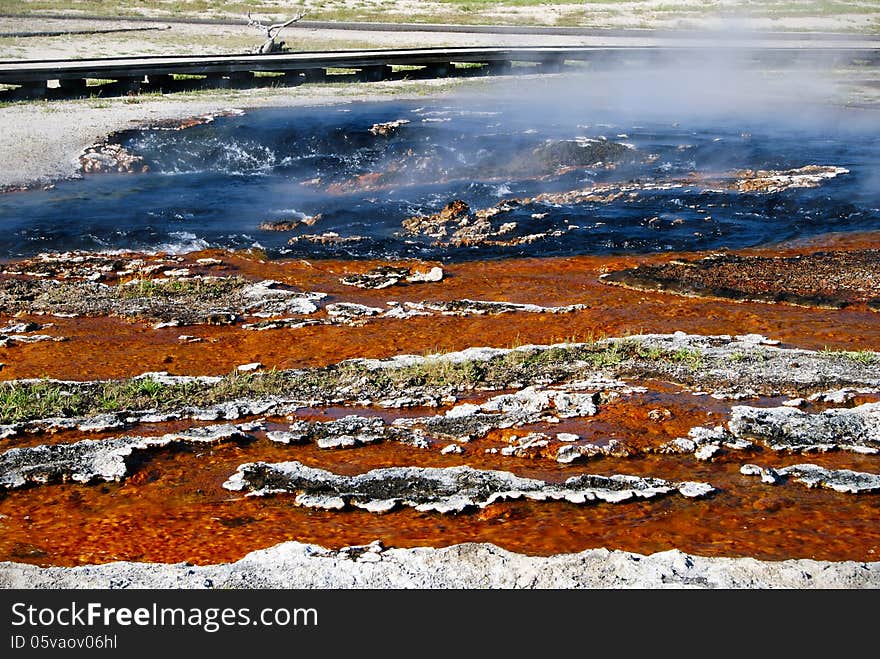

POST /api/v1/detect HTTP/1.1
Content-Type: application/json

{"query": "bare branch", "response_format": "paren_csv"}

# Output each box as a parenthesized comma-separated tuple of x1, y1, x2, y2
(246, 10, 306, 53)
(246, 12, 266, 32)
(267, 12, 306, 36)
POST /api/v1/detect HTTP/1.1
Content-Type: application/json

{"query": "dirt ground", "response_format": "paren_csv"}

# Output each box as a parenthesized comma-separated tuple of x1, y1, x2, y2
(2, 0, 879, 32)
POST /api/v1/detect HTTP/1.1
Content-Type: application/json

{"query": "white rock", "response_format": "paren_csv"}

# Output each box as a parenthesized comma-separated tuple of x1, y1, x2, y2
(677, 482, 716, 498)
(742, 463, 880, 493)
(4, 541, 879, 589)
(694, 444, 721, 461)
(237, 420, 266, 432)
(406, 267, 444, 283)
(735, 334, 780, 346)
(326, 303, 385, 319)
(445, 403, 481, 418)
(316, 435, 358, 449)
(267, 431, 302, 444)
(556, 445, 583, 463)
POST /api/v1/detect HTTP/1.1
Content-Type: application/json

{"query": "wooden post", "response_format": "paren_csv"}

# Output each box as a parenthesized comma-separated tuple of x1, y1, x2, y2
(487, 60, 512, 75)
(426, 62, 452, 78)
(115, 76, 142, 94)
(58, 78, 87, 93)
(17, 80, 47, 99)
(147, 73, 174, 89)
(302, 68, 326, 83)
(229, 71, 254, 87)
(358, 65, 391, 82)
(204, 73, 229, 88)
(538, 56, 564, 73)
(282, 70, 304, 86)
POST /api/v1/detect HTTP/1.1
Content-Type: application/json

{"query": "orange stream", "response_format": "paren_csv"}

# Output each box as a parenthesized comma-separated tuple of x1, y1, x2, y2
(3, 239, 880, 381)
(0, 232, 878, 566)
(2, 433, 879, 566)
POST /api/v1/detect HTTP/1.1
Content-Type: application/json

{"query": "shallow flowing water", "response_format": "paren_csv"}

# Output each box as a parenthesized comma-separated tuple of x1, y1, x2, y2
(2, 92, 880, 567)
(2, 98, 878, 259)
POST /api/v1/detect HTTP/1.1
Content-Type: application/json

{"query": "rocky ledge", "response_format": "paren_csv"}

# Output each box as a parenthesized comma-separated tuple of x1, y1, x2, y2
(0, 255, 589, 330)
(2, 541, 877, 589)
(339, 265, 443, 289)
(1, 333, 879, 428)
(222, 461, 713, 512)
(0, 423, 252, 489)
(79, 141, 147, 175)
(600, 250, 880, 311)
(657, 401, 880, 463)
(741, 463, 880, 493)
(718, 402, 880, 454)
(0, 274, 324, 327)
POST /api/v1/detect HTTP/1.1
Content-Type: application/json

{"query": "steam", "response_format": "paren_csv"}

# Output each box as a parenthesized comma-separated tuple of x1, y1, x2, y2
(450, 33, 880, 198)
(2, 30, 876, 260)
(462, 39, 879, 135)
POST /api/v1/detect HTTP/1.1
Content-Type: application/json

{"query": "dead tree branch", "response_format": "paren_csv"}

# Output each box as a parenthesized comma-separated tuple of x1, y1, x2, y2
(247, 11, 306, 54)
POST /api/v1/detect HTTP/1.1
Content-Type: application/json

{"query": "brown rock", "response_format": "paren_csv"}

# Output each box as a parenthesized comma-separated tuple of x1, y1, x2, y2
(439, 199, 470, 221)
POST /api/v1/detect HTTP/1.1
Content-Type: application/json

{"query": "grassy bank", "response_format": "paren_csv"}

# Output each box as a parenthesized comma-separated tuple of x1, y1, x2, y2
(1, 338, 877, 423)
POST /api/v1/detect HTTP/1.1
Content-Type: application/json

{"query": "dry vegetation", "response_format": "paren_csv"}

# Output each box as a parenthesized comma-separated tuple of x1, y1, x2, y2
(0, 1, 878, 32)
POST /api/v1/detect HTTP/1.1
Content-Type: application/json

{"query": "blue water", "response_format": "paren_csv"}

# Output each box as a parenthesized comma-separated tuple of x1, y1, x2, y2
(1, 99, 878, 260)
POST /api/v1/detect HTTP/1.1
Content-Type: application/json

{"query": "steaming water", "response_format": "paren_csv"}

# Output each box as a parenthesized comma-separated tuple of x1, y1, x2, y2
(1, 98, 878, 260)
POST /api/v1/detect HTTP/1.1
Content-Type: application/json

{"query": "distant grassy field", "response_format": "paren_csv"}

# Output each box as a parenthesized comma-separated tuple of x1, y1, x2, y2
(0, 1, 877, 32)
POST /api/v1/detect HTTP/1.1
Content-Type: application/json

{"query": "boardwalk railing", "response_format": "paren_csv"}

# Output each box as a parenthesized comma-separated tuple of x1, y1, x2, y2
(1, 46, 877, 98)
